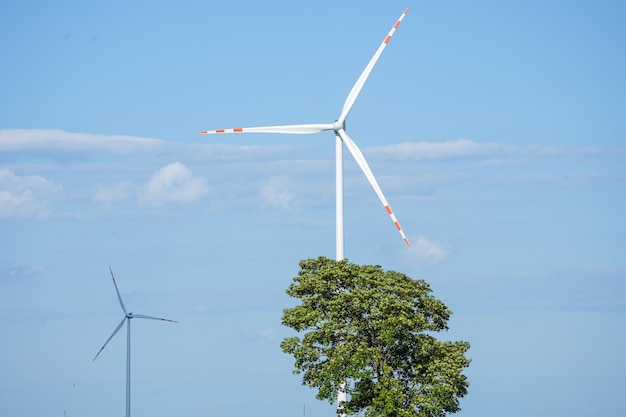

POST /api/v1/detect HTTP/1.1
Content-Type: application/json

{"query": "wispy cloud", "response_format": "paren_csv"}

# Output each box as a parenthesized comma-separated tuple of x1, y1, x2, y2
(0, 129, 318, 164)
(93, 181, 135, 205)
(2, 129, 623, 218)
(2, 129, 619, 166)
(370, 139, 517, 160)
(367, 139, 577, 161)
(511, 172, 626, 188)
(138, 162, 210, 207)
(0, 169, 62, 219)
(0, 129, 167, 155)
(0, 264, 45, 281)
(407, 235, 451, 263)
(257, 327, 275, 343)
(259, 176, 295, 209)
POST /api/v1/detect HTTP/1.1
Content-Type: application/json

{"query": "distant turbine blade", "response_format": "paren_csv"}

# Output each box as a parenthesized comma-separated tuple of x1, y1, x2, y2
(200, 123, 334, 135)
(338, 7, 409, 123)
(132, 313, 178, 323)
(109, 266, 127, 315)
(338, 129, 409, 246)
(93, 317, 126, 361)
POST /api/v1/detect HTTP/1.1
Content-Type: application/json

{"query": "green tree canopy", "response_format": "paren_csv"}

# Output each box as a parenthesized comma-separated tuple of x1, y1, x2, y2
(281, 257, 470, 417)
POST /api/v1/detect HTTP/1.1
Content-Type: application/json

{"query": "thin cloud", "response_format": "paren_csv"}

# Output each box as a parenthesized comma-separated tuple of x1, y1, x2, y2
(0, 129, 167, 155)
(0, 264, 44, 282)
(2, 129, 622, 216)
(259, 176, 295, 209)
(407, 235, 451, 264)
(511, 172, 626, 188)
(138, 162, 210, 207)
(93, 181, 135, 204)
(257, 327, 275, 343)
(0, 129, 319, 164)
(1, 130, 618, 165)
(0, 169, 62, 219)
(368, 139, 515, 160)
(367, 139, 570, 161)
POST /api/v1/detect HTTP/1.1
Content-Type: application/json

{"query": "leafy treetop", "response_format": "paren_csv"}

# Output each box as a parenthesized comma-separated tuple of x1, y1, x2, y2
(281, 256, 471, 417)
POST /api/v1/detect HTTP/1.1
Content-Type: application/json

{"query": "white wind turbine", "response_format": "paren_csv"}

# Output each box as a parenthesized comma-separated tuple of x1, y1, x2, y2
(201, 8, 411, 415)
(93, 266, 177, 417)
(201, 7, 411, 258)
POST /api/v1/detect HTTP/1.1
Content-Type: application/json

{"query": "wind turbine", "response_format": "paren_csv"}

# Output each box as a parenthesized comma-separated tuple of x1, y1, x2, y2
(201, 8, 411, 416)
(93, 266, 177, 417)
(201, 7, 411, 259)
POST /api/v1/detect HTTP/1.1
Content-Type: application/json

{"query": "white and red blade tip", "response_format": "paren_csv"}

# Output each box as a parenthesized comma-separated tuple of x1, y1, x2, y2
(200, 128, 244, 134)
(385, 204, 409, 246)
(384, 8, 409, 44)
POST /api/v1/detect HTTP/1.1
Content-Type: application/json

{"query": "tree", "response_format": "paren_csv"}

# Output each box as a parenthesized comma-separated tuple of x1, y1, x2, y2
(280, 257, 471, 417)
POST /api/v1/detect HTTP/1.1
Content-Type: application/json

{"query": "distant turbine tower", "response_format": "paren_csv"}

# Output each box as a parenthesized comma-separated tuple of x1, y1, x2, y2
(201, 7, 411, 259)
(93, 266, 177, 417)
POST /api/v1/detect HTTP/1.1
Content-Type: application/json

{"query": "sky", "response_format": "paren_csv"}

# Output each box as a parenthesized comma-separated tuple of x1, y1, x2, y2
(1, 1, 625, 416)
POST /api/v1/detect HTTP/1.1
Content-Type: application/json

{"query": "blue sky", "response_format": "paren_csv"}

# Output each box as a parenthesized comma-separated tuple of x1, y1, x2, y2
(1, 1, 625, 417)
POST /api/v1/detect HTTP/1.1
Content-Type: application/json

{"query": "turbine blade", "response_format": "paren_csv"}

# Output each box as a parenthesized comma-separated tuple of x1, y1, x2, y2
(93, 317, 126, 361)
(109, 266, 127, 315)
(132, 313, 178, 323)
(338, 129, 409, 246)
(338, 8, 409, 123)
(200, 123, 334, 135)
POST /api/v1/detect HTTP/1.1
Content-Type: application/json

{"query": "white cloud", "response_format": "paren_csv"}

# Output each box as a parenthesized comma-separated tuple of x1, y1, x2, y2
(367, 139, 570, 161)
(0, 129, 166, 155)
(192, 303, 209, 314)
(256, 327, 275, 343)
(0, 129, 319, 165)
(138, 162, 210, 206)
(367, 139, 514, 160)
(0, 129, 615, 165)
(2, 129, 622, 217)
(1, 264, 44, 281)
(0, 169, 62, 219)
(93, 181, 135, 204)
(259, 176, 295, 209)
(408, 235, 451, 263)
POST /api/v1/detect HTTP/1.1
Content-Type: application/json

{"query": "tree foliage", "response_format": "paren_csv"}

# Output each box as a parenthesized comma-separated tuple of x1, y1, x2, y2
(280, 257, 471, 417)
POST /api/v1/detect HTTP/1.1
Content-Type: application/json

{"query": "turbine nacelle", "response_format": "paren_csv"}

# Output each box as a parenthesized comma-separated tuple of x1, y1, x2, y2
(333, 119, 346, 131)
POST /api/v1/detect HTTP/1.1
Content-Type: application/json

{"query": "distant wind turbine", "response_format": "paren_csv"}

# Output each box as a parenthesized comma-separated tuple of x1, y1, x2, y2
(93, 266, 177, 417)
(201, 7, 411, 260)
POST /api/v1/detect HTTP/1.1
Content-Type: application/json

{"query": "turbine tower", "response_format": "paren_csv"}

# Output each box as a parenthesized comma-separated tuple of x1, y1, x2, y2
(201, 8, 411, 415)
(93, 266, 177, 417)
